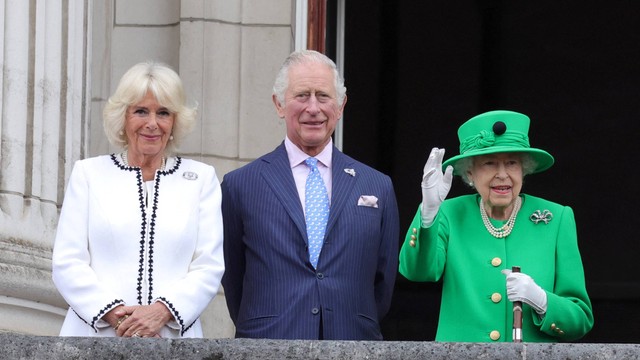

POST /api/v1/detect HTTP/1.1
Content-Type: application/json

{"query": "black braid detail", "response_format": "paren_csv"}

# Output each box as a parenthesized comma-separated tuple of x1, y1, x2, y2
(163, 156, 181, 174)
(156, 297, 186, 336)
(111, 153, 147, 305)
(183, 319, 197, 335)
(147, 173, 160, 303)
(145, 157, 181, 303)
(74, 299, 124, 332)
(134, 170, 146, 305)
(111, 153, 133, 171)
(71, 309, 92, 330)
(110, 153, 182, 173)
(110, 153, 123, 169)
(109, 154, 185, 309)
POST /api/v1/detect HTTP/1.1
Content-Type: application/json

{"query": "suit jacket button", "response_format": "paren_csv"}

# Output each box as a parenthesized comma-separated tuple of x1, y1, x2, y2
(311, 308, 320, 315)
(316, 272, 324, 279)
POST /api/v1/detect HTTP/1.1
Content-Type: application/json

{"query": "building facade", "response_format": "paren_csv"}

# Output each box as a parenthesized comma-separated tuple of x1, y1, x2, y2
(0, 0, 308, 338)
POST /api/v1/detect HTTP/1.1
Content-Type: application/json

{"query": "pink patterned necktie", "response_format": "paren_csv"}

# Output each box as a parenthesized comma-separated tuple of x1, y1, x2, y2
(304, 157, 330, 269)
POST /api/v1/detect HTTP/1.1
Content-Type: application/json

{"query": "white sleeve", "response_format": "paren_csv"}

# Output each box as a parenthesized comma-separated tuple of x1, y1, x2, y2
(51, 160, 124, 331)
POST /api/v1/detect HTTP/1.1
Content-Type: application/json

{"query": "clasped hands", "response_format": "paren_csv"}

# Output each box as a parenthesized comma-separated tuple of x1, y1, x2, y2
(106, 302, 171, 337)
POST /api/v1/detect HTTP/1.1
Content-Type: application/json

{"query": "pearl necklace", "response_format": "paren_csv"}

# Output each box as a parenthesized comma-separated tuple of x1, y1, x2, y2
(121, 151, 166, 171)
(480, 196, 522, 239)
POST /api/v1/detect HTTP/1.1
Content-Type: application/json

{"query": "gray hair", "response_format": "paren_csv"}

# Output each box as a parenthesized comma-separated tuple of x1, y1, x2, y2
(272, 50, 347, 107)
(456, 153, 538, 187)
(103, 61, 197, 155)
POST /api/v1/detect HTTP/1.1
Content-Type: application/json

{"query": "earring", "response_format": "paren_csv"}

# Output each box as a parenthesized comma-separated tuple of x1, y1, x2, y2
(169, 135, 174, 141)
(118, 130, 124, 136)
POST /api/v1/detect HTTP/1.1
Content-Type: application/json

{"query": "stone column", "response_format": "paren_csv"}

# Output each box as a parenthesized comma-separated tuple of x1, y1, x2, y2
(0, 0, 89, 335)
(0, 0, 297, 338)
(178, 0, 295, 338)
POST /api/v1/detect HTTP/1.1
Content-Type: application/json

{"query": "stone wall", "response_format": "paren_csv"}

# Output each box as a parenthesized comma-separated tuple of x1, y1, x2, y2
(1, 333, 639, 360)
(1, 0, 296, 338)
(0, 0, 89, 336)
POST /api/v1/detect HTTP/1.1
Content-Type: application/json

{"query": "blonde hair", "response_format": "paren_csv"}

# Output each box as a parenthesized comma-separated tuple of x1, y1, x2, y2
(103, 61, 197, 154)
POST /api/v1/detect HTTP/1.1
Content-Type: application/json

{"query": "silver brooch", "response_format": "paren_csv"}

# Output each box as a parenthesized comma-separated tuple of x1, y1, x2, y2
(183, 171, 198, 180)
(344, 168, 356, 177)
(530, 210, 553, 224)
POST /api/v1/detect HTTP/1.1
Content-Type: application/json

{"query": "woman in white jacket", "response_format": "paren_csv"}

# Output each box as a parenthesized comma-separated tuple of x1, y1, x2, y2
(52, 61, 224, 338)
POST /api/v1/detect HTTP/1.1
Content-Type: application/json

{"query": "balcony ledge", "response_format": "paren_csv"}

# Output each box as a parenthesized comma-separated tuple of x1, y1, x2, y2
(1, 333, 638, 359)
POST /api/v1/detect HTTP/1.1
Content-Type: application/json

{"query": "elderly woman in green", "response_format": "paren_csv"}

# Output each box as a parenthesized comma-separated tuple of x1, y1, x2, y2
(399, 110, 593, 342)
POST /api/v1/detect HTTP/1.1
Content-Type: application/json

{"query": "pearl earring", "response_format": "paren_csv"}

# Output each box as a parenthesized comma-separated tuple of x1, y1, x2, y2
(169, 135, 174, 141)
(119, 130, 124, 136)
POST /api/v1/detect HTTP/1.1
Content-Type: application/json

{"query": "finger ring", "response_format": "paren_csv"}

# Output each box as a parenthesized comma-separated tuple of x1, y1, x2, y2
(132, 332, 141, 338)
(114, 315, 129, 330)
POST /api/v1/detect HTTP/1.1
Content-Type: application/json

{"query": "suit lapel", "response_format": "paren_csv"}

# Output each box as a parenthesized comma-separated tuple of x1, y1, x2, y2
(260, 144, 308, 242)
(326, 149, 357, 236)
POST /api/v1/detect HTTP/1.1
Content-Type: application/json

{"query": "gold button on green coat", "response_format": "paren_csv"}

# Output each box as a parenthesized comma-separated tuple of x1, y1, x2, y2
(491, 257, 502, 267)
(489, 330, 500, 341)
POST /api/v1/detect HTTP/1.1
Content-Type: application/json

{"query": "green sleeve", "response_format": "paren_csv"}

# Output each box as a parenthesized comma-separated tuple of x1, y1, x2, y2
(398, 205, 447, 282)
(532, 206, 594, 341)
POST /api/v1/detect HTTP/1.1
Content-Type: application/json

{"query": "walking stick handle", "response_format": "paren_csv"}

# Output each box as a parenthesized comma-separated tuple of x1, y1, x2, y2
(512, 266, 523, 342)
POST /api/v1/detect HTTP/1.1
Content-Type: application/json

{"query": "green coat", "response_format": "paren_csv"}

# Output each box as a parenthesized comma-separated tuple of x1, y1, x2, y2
(399, 194, 593, 342)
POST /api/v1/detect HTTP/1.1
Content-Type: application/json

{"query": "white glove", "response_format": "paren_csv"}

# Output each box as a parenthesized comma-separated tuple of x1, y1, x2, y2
(502, 269, 548, 315)
(421, 148, 453, 227)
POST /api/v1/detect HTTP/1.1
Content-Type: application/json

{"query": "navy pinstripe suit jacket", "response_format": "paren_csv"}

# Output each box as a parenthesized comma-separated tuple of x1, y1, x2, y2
(221, 143, 399, 340)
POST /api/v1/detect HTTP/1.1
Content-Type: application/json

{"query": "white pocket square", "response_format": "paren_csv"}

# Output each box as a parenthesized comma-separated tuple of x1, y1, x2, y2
(358, 195, 378, 208)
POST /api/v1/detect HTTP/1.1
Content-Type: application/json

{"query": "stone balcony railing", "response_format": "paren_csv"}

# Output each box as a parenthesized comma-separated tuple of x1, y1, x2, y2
(1, 333, 639, 359)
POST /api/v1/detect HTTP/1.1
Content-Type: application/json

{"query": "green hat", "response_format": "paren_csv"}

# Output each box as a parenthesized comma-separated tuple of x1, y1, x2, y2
(442, 110, 554, 174)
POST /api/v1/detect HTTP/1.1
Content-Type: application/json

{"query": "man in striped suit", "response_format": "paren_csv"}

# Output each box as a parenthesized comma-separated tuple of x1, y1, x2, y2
(221, 50, 399, 340)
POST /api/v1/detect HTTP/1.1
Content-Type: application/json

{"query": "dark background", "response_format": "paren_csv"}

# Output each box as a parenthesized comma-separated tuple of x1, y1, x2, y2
(327, 0, 640, 343)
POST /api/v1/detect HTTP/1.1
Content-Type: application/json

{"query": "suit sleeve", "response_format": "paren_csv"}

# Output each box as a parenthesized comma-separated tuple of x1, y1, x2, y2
(375, 176, 400, 320)
(220, 174, 245, 324)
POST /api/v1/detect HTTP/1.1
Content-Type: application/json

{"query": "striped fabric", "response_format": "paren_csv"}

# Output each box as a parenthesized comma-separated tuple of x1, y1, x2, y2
(221, 143, 399, 340)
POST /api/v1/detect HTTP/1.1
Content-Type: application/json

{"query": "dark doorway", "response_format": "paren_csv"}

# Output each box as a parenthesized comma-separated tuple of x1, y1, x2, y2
(333, 0, 640, 343)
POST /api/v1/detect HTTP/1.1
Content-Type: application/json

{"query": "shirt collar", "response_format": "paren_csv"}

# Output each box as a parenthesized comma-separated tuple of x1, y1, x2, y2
(285, 137, 333, 169)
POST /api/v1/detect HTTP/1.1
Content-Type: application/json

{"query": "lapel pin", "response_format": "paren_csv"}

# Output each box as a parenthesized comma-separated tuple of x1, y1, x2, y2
(344, 168, 356, 177)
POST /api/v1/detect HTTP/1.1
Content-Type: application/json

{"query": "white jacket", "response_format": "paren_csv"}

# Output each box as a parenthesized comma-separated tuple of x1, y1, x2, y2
(52, 154, 224, 337)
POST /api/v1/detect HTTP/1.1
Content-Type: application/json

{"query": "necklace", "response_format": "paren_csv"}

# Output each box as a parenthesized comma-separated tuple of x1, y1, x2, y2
(121, 151, 166, 171)
(480, 196, 522, 239)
